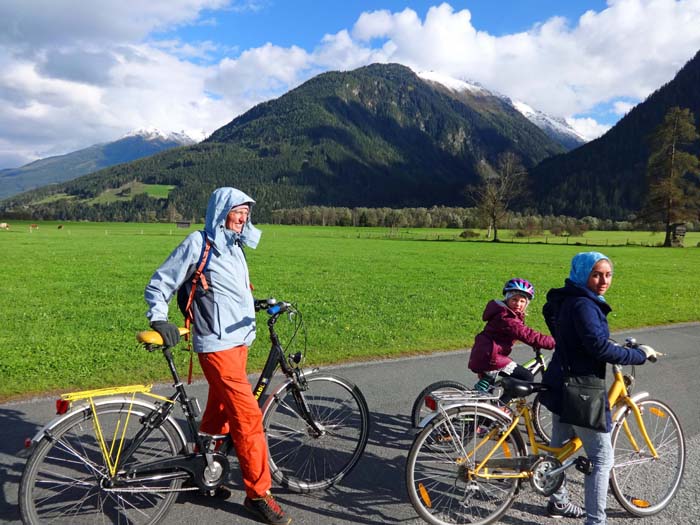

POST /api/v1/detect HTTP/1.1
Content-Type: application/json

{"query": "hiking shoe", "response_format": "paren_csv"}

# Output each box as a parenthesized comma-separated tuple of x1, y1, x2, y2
(547, 501, 586, 519)
(244, 491, 291, 525)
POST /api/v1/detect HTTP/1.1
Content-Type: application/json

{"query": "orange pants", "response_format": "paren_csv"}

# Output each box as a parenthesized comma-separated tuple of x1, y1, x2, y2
(198, 346, 271, 498)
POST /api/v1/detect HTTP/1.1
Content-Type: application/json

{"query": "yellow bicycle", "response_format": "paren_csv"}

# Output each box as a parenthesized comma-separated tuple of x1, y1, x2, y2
(405, 347, 685, 525)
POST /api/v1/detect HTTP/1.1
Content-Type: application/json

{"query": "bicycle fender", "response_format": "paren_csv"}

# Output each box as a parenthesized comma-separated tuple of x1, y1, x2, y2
(612, 391, 650, 424)
(260, 377, 293, 416)
(417, 400, 511, 430)
(20, 395, 187, 455)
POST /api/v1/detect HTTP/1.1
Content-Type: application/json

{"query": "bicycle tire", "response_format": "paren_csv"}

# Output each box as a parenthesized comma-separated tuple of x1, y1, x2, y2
(410, 380, 469, 428)
(610, 398, 685, 516)
(263, 373, 370, 492)
(19, 400, 185, 525)
(531, 392, 553, 444)
(406, 404, 526, 525)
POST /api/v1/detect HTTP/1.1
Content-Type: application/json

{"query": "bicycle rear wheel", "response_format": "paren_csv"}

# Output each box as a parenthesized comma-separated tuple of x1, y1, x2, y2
(19, 400, 185, 525)
(610, 398, 685, 516)
(263, 373, 369, 492)
(406, 404, 525, 525)
(411, 380, 469, 428)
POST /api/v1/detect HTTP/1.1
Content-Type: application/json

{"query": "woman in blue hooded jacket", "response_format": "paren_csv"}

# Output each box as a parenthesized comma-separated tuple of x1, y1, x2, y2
(540, 252, 657, 524)
(145, 188, 290, 525)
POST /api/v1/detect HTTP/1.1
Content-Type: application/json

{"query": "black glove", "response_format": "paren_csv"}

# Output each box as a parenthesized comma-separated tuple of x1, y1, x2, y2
(150, 320, 181, 347)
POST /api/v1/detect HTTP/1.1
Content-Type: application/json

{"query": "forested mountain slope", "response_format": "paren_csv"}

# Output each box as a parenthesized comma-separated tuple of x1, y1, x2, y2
(0, 63, 566, 222)
(530, 49, 700, 220)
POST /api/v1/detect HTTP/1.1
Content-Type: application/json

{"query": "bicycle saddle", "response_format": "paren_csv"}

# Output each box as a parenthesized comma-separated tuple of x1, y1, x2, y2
(499, 376, 549, 398)
(136, 327, 190, 345)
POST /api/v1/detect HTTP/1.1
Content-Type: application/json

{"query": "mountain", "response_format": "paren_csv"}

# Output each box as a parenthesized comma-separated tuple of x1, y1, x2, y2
(529, 50, 700, 220)
(416, 71, 586, 151)
(0, 63, 568, 222)
(0, 129, 197, 200)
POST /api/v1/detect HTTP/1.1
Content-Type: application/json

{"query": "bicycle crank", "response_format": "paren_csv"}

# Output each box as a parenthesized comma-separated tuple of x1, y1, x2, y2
(530, 456, 565, 496)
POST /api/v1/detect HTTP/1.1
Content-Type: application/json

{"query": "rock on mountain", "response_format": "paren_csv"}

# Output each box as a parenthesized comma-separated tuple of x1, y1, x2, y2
(0, 130, 198, 200)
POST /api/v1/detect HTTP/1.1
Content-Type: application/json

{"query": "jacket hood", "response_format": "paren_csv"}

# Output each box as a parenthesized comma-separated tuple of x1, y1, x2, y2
(204, 187, 262, 252)
(483, 299, 523, 322)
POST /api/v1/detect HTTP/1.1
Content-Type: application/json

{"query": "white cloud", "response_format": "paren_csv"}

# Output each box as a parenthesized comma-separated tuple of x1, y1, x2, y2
(613, 101, 635, 115)
(566, 117, 612, 141)
(2, 0, 700, 168)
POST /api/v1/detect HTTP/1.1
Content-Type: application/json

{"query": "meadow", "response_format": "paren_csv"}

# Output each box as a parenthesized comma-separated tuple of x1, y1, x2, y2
(1, 221, 698, 401)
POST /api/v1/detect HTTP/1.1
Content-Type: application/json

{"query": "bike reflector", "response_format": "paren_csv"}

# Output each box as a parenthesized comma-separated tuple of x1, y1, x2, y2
(631, 498, 651, 508)
(650, 407, 667, 418)
(55, 399, 70, 414)
(418, 483, 432, 508)
(424, 395, 437, 411)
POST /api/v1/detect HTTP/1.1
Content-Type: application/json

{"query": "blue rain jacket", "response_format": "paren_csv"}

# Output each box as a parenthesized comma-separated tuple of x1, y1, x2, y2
(145, 188, 262, 353)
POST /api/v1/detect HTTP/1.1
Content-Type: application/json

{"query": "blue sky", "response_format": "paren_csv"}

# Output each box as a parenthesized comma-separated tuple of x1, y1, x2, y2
(164, 1, 609, 53)
(1, 0, 700, 168)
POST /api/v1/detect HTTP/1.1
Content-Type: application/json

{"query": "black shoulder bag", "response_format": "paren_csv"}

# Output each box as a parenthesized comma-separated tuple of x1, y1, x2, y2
(559, 348, 608, 432)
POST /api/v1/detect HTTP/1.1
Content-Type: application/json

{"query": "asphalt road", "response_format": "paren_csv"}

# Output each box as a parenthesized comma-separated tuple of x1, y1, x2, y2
(1, 323, 699, 524)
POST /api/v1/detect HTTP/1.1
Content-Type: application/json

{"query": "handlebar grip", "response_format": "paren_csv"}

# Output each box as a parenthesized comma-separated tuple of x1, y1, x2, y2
(267, 304, 282, 315)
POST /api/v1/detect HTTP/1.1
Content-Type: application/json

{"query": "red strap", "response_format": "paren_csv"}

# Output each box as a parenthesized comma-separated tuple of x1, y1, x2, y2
(184, 239, 211, 384)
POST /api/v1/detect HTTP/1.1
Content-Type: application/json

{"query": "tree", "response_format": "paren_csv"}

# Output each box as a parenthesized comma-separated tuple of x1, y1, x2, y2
(641, 106, 700, 246)
(466, 152, 528, 242)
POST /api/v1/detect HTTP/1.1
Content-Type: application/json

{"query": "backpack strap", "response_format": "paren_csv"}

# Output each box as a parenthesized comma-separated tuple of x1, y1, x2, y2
(184, 231, 212, 383)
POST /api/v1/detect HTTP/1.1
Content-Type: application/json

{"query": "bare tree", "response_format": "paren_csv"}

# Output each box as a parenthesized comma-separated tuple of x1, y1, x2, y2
(640, 106, 700, 246)
(466, 152, 527, 242)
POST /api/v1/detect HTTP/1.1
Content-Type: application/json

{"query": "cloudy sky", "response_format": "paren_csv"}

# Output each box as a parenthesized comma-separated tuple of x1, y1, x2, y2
(2, 0, 700, 169)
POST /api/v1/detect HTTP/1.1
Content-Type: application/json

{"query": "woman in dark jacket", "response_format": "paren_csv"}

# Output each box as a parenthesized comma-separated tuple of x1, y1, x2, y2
(541, 252, 657, 524)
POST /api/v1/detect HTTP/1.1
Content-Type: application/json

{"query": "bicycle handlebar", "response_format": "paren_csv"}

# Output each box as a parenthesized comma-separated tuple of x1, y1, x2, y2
(254, 297, 293, 316)
(623, 337, 664, 363)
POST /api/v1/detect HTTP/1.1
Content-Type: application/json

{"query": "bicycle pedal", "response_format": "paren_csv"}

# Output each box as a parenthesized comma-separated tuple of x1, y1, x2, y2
(574, 456, 594, 475)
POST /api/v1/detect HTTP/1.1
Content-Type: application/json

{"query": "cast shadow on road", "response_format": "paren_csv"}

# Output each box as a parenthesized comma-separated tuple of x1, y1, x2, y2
(181, 409, 589, 525)
(183, 408, 415, 523)
(0, 406, 43, 522)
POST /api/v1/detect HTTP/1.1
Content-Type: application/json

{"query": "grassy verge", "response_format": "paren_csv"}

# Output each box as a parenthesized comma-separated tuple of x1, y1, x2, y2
(1, 222, 697, 400)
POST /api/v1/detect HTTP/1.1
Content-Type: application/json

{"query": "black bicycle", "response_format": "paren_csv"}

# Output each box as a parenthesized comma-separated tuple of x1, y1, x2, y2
(410, 347, 554, 443)
(18, 298, 370, 524)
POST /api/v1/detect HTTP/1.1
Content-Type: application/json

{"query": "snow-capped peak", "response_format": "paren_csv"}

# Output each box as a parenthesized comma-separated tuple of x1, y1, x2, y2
(511, 100, 587, 144)
(416, 70, 485, 94)
(124, 128, 200, 144)
(415, 68, 587, 148)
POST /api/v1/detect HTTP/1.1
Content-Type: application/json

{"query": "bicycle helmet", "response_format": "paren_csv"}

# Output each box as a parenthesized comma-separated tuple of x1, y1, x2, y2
(502, 278, 535, 300)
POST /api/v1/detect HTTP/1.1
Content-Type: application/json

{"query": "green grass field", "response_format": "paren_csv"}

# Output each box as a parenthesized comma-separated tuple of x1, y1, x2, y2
(1, 221, 698, 401)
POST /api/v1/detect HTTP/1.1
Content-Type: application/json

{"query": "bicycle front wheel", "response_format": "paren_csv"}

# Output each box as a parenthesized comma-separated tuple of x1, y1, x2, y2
(19, 400, 185, 525)
(406, 404, 525, 525)
(531, 392, 553, 444)
(263, 373, 370, 492)
(610, 398, 685, 516)
(410, 380, 469, 428)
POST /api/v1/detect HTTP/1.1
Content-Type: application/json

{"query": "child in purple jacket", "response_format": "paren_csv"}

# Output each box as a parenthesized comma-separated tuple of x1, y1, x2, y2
(468, 278, 555, 396)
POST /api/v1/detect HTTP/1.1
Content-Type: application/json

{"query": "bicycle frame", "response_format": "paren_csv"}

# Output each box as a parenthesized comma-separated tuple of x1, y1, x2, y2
(450, 363, 659, 482)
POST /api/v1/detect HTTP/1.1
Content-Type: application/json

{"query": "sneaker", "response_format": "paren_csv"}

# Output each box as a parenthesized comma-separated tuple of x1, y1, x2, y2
(244, 491, 291, 525)
(547, 501, 586, 519)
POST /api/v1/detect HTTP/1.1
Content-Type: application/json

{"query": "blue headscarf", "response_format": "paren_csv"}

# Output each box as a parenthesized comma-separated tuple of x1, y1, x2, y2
(569, 251, 612, 301)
